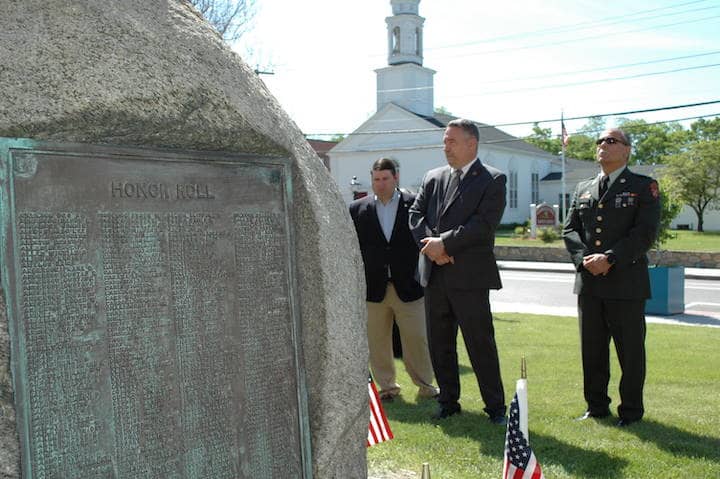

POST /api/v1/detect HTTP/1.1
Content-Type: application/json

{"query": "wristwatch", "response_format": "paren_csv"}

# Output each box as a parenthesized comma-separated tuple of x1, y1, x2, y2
(606, 252, 617, 266)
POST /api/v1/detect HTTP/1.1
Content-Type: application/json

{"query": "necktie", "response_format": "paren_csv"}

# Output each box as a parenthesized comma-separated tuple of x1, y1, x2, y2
(599, 175, 609, 198)
(443, 169, 462, 209)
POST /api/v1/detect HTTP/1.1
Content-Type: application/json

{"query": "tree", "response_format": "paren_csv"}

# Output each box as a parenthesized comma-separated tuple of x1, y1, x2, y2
(565, 134, 596, 161)
(617, 118, 686, 165)
(190, 0, 256, 43)
(662, 140, 720, 231)
(524, 123, 560, 155)
(656, 176, 682, 248)
(690, 117, 720, 142)
(524, 120, 597, 160)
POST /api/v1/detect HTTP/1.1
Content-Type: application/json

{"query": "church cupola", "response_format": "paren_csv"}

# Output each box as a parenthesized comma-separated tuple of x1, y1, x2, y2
(386, 0, 424, 65)
(376, 0, 435, 116)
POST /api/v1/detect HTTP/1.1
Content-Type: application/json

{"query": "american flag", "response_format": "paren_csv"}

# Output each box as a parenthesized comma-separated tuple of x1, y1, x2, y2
(503, 393, 544, 479)
(367, 377, 393, 447)
(561, 119, 569, 147)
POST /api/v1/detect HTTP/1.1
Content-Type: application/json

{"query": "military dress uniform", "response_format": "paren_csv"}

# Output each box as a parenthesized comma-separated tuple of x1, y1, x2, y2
(563, 166, 660, 423)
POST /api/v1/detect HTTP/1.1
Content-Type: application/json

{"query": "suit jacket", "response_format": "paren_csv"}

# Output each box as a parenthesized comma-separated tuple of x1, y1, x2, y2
(349, 190, 424, 302)
(562, 167, 660, 300)
(409, 160, 506, 290)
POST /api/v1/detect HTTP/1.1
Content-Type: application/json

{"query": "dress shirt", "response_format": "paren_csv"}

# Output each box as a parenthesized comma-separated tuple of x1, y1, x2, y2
(598, 165, 626, 190)
(375, 189, 400, 242)
(454, 158, 478, 180)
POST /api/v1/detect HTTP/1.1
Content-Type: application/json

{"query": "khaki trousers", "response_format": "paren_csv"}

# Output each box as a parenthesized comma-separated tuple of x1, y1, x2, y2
(367, 283, 438, 398)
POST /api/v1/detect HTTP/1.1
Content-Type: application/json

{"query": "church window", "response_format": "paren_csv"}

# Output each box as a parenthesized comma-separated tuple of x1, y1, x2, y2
(531, 172, 539, 204)
(392, 27, 400, 53)
(416, 28, 422, 55)
(509, 171, 518, 209)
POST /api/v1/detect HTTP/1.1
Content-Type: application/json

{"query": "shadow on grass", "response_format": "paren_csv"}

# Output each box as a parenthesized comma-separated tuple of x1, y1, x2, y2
(624, 418, 720, 462)
(493, 315, 521, 323)
(384, 401, 627, 478)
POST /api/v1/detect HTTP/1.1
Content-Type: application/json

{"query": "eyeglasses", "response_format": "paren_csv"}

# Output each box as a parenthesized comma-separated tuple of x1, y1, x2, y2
(596, 136, 628, 146)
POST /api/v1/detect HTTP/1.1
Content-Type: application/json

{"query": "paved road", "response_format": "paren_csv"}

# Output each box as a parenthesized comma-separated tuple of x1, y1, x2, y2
(490, 269, 720, 328)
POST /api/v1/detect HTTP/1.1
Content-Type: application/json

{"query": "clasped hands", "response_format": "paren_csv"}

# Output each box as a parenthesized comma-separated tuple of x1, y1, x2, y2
(583, 253, 612, 276)
(420, 237, 454, 265)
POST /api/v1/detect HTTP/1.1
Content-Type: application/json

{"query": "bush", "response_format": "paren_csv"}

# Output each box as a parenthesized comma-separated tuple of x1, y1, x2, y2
(537, 226, 560, 243)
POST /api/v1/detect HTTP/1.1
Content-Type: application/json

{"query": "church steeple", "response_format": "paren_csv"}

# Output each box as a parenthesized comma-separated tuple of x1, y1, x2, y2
(376, 0, 435, 116)
(386, 0, 424, 66)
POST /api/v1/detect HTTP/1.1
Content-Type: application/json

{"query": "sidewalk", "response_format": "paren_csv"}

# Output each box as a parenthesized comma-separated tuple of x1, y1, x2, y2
(495, 260, 720, 327)
(497, 260, 720, 280)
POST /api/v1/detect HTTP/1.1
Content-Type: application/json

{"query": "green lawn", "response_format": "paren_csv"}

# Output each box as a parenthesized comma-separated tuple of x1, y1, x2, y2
(495, 229, 720, 252)
(368, 313, 720, 479)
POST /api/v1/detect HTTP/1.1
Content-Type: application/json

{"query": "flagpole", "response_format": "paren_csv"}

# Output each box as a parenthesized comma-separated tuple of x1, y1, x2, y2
(561, 112, 567, 226)
(517, 357, 529, 441)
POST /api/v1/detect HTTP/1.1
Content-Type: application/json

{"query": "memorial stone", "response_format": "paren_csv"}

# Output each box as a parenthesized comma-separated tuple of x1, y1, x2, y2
(0, 1, 368, 478)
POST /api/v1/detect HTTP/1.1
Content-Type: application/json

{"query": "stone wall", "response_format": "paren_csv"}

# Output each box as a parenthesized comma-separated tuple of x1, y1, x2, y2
(495, 246, 720, 268)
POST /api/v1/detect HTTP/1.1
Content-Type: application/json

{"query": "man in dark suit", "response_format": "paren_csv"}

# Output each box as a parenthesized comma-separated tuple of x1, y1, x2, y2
(409, 119, 507, 423)
(349, 158, 439, 401)
(563, 128, 660, 427)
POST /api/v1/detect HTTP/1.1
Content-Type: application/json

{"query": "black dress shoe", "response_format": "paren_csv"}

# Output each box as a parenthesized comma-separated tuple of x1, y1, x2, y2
(489, 415, 507, 426)
(616, 418, 639, 427)
(432, 404, 461, 419)
(575, 410, 610, 421)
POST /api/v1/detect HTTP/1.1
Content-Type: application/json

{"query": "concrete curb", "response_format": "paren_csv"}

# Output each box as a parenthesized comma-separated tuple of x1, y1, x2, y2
(497, 261, 720, 281)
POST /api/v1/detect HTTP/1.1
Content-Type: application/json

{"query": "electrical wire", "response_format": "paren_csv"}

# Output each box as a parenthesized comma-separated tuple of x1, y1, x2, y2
(303, 100, 720, 138)
(472, 50, 720, 85)
(450, 63, 720, 97)
(436, 13, 720, 58)
(425, 0, 713, 50)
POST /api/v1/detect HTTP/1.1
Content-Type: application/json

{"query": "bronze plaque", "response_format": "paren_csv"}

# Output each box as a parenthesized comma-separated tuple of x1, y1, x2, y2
(0, 140, 311, 478)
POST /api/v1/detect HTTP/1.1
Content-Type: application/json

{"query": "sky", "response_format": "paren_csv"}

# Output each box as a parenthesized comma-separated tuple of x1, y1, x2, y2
(234, 0, 720, 141)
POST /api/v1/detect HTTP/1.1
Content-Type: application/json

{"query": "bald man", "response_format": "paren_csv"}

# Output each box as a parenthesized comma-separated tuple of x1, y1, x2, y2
(563, 128, 660, 427)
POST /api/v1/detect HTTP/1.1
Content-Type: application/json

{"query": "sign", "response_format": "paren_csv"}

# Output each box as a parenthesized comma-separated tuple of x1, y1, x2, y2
(0, 140, 311, 478)
(535, 204, 556, 226)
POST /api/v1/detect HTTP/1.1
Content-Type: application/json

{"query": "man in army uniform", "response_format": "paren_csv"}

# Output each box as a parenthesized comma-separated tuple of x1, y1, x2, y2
(563, 128, 660, 427)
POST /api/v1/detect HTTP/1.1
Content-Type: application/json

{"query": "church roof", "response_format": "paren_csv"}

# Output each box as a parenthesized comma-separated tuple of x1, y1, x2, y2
(541, 172, 562, 181)
(411, 110, 555, 158)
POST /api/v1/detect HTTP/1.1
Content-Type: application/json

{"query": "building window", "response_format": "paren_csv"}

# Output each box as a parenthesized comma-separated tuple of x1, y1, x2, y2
(509, 171, 518, 209)
(558, 193, 570, 211)
(531, 172, 539, 204)
(416, 28, 422, 55)
(392, 27, 400, 53)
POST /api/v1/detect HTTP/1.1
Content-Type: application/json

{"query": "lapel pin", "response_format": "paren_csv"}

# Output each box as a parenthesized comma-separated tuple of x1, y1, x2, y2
(620, 178, 626, 183)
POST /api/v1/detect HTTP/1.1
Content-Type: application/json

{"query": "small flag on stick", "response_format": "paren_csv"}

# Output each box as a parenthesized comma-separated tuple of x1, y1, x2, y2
(503, 357, 544, 479)
(561, 118, 569, 147)
(367, 377, 393, 447)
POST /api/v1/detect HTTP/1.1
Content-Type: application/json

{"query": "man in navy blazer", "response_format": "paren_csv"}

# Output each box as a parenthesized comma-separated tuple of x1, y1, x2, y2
(350, 158, 439, 401)
(409, 119, 507, 423)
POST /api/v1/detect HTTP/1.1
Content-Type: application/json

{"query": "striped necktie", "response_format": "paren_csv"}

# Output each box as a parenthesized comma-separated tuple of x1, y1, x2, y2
(443, 169, 462, 209)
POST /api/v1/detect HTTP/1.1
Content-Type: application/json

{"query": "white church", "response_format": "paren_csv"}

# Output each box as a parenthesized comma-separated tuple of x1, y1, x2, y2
(329, 0, 564, 225)
(328, 0, 719, 230)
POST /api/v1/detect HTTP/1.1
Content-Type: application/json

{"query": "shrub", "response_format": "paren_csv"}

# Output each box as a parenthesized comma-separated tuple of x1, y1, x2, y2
(537, 227, 560, 243)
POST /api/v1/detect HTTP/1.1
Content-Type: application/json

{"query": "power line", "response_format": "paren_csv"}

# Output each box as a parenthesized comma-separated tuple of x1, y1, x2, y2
(306, 112, 720, 145)
(426, 0, 714, 51)
(436, 13, 720, 59)
(473, 50, 720, 85)
(561, 112, 720, 138)
(303, 100, 720, 137)
(453, 62, 720, 97)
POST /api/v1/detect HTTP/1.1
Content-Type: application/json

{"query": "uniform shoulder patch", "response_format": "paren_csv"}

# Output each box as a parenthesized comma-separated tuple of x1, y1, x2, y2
(649, 180, 659, 199)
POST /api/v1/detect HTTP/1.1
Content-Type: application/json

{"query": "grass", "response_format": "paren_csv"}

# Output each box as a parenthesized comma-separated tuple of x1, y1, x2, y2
(367, 313, 720, 479)
(495, 229, 720, 252)
(662, 230, 720, 252)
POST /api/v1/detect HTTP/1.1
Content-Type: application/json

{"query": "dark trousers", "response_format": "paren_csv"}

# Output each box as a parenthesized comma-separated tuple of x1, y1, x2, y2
(424, 269, 505, 417)
(578, 295, 646, 421)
